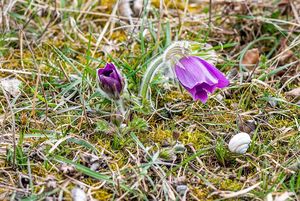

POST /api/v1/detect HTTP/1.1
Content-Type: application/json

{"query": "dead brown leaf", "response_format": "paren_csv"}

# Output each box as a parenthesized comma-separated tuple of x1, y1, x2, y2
(278, 0, 291, 15)
(285, 88, 300, 98)
(278, 0, 289, 6)
(242, 48, 260, 70)
(237, 119, 256, 134)
(278, 50, 293, 64)
(278, 39, 294, 65)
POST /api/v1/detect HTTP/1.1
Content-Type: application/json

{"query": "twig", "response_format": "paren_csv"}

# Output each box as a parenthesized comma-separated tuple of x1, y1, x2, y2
(0, 68, 59, 78)
(92, 0, 119, 57)
(0, 86, 16, 169)
(209, 0, 212, 26)
(178, 0, 189, 38)
(290, 0, 300, 24)
(154, 0, 163, 54)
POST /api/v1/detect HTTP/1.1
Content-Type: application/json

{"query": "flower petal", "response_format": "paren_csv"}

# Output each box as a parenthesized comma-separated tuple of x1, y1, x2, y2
(98, 63, 115, 75)
(184, 83, 211, 103)
(175, 56, 219, 89)
(195, 58, 229, 88)
(110, 70, 121, 83)
(191, 87, 208, 103)
(200, 82, 217, 93)
(195, 90, 208, 103)
(99, 75, 122, 93)
(175, 56, 229, 89)
(97, 63, 125, 99)
(174, 56, 229, 103)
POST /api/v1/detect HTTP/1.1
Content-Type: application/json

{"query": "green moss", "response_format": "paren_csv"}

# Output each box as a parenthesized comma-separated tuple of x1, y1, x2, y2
(96, 138, 113, 150)
(0, 160, 5, 168)
(165, 90, 191, 102)
(219, 179, 243, 191)
(190, 187, 212, 201)
(179, 130, 211, 149)
(110, 152, 126, 171)
(93, 189, 113, 200)
(209, 177, 243, 191)
(268, 117, 296, 128)
(63, 183, 76, 200)
(31, 164, 48, 177)
(80, 179, 113, 200)
(149, 128, 172, 143)
(101, 0, 116, 9)
(81, 178, 96, 186)
(1, 2, 299, 200)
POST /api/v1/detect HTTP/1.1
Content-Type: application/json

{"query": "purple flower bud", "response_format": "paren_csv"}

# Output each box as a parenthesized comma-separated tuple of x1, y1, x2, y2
(174, 56, 229, 103)
(97, 63, 125, 100)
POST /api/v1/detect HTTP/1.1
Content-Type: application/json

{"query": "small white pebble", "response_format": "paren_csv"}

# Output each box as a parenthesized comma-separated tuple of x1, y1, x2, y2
(71, 187, 87, 201)
(0, 78, 22, 97)
(176, 185, 188, 196)
(120, 123, 127, 129)
(215, 94, 224, 101)
(90, 162, 100, 171)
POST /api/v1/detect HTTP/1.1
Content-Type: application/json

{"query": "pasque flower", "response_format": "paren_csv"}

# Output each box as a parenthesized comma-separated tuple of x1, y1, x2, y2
(97, 63, 125, 100)
(174, 56, 229, 103)
(140, 41, 229, 105)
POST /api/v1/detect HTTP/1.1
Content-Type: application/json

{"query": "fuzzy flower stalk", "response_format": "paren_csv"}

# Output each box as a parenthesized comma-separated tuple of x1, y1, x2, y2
(140, 41, 229, 104)
(97, 63, 126, 116)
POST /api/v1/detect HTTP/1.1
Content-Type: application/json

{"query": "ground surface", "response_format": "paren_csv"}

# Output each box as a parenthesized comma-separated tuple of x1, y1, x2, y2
(0, 0, 299, 200)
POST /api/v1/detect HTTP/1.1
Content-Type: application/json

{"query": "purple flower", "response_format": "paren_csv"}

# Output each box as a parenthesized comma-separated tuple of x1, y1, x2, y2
(175, 56, 229, 103)
(97, 63, 125, 100)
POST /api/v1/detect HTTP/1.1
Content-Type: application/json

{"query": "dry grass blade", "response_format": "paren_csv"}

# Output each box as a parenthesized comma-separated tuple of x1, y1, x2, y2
(219, 182, 262, 199)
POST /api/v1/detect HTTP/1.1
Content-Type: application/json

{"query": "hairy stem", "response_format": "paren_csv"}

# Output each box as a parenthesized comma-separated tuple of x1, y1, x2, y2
(139, 55, 164, 100)
(115, 98, 126, 117)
